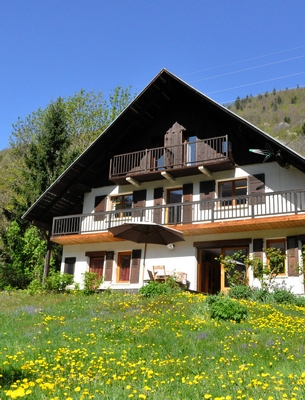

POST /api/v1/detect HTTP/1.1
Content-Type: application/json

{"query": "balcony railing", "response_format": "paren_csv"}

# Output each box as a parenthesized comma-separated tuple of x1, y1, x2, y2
(52, 189, 305, 236)
(109, 135, 231, 181)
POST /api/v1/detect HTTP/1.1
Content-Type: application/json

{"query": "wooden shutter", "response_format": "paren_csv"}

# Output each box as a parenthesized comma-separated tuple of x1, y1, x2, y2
(183, 183, 193, 223)
(153, 187, 163, 224)
(200, 180, 215, 210)
(287, 236, 299, 276)
(64, 257, 76, 275)
(132, 190, 146, 219)
(248, 174, 265, 205)
(164, 122, 185, 167)
(94, 195, 107, 220)
(130, 249, 142, 284)
(253, 238, 264, 262)
(104, 251, 114, 281)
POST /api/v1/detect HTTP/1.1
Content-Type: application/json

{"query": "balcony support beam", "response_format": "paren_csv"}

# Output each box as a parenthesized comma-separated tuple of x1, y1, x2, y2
(161, 171, 175, 183)
(126, 177, 141, 187)
(198, 166, 212, 177)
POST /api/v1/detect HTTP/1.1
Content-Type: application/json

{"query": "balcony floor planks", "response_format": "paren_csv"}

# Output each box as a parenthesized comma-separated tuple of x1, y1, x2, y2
(51, 214, 305, 245)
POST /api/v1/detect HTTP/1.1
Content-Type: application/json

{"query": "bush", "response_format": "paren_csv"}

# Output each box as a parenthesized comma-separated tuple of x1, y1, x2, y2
(139, 279, 181, 297)
(82, 272, 103, 295)
(295, 296, 305, 307)
(44, 270, 74, 292)
(27, 279, 44, 295)
(209, 296, 248, 323)
(228, 285, 253, 300)
(271, 289, 295, 304)
(251, 288, 270, 302)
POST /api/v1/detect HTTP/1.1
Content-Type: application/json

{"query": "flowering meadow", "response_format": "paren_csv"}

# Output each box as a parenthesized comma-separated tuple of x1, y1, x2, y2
(0, 291, 305, 399)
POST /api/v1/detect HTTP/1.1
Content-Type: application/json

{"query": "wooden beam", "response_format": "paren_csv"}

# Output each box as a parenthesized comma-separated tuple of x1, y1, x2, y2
(161, 171, 175, 182)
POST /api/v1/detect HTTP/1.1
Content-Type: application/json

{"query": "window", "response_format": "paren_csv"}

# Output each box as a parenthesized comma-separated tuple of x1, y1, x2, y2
(64, 257, 76, 275)
(111, 194, 132, 217)
(218, 179, 247, 206)
(266, 238, 286, 275)
(167, 188, 182, 224)
(117, 252, 131, 282)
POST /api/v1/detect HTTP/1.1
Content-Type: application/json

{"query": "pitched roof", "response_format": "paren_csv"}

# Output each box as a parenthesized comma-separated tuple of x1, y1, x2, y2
(22, 69, 305, 229)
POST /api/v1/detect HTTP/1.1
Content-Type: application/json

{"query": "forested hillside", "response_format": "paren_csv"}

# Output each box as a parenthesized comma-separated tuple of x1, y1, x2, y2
(227, 86, 305, 155)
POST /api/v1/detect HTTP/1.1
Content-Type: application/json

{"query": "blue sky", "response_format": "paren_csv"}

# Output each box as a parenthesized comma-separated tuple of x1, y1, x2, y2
(1, 0, 305, 150)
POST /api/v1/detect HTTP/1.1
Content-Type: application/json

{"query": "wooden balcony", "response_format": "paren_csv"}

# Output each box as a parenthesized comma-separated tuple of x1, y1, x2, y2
(109, 135, 234, 184)
(51, 189, 305, 244)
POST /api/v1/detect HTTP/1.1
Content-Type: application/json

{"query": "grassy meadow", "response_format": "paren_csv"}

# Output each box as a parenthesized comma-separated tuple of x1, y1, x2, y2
(0, 290, 305, 400)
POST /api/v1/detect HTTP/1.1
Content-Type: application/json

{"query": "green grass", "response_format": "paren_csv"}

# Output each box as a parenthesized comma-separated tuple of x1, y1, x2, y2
(0, 291, 305, 399)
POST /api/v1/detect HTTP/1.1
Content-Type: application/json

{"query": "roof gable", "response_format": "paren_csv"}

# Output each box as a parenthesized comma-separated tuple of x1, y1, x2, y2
(23, 69, 305, 227)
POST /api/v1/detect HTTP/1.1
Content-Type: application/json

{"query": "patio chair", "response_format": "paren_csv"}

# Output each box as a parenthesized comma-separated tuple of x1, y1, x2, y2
(147, 270, 155, 281)
(153, 265, 166, 281)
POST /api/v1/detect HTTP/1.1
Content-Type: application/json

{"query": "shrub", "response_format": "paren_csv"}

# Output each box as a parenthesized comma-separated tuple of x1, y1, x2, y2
(209, 296, 248, 323)
(271, 289, 295, 304)
(228, 285, 253, 300)
(82, 271, 103, 295)
(295, 296, 305, 307)
(27, 279, 44, 295)
(251, 288, 270, 302)
(44, 270, 74, 292)
(139, 279, 181, 297)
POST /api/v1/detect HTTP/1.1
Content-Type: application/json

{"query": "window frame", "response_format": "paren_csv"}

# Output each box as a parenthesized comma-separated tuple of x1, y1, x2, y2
(218, 178, 248, 207)
(111, 194, 133, 218)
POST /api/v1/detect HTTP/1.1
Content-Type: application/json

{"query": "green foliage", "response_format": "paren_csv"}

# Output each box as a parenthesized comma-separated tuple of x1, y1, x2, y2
(27, 279, 44, 295)
(228, 86, 305, 156)
(0, 222, 46, 289)
(228, 285, 253, 300)
(44, 270, 74, 292)
(271, 288, 295, 304)
(208, 295, 248, 323)
(294, 296, 305, 307)
(253, 247, 286, 291)
(0, 86, 133, 289)
(215, 250, 249, 287)
(82, 271, 103, 295)
(139, 278, 181, 297)
(251, 288, 270, 302)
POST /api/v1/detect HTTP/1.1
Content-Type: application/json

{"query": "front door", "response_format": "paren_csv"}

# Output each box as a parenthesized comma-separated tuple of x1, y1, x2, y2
(197, 250, 220, 294)
(117, 252, 131, 283)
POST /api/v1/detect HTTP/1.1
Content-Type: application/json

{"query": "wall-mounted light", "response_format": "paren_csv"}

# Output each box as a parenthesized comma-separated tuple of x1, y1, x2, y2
(167, 243, 175, 250)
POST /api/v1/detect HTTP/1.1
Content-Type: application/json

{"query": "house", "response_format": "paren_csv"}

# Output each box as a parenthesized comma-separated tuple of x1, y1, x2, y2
(23, 69, 305, 294)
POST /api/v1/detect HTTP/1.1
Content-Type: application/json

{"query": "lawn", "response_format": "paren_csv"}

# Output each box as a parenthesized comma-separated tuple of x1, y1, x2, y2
(0, 290, 305, 399)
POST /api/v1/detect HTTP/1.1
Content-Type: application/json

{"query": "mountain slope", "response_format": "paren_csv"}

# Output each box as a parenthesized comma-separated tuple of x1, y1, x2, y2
(227, 86, 305, 155)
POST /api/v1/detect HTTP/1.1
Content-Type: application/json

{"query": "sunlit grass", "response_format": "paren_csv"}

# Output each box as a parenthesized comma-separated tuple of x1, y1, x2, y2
(0, 291, 305, 399)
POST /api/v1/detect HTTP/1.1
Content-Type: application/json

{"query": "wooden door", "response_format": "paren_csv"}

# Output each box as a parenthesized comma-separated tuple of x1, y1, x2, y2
(117, 252, 131, 282)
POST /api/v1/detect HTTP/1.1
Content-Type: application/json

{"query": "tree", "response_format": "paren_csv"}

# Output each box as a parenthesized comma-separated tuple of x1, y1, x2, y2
(0, 85, 133, 289)
(24, 97, 70, 200)
(0, 222, 46, 289)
